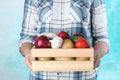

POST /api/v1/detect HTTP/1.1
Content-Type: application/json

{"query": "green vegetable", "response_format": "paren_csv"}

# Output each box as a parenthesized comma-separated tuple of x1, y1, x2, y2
(69, 36, 81, 43)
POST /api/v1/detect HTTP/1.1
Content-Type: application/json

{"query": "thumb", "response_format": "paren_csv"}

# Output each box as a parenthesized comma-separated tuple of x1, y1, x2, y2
(94, 53, 101, 68)
(25, 53, 32, 69)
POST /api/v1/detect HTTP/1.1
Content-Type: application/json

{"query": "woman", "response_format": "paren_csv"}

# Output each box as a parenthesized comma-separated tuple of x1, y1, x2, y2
(20, 0, 110, 80)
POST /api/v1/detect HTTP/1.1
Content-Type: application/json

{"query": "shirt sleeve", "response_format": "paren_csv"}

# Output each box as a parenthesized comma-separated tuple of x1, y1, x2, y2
(91, 0, 110, 47)
(20, 0, 39, 47)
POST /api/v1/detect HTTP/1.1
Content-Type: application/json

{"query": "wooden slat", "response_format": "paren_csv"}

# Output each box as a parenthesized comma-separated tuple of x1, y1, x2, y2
(32, 61, 94, 71)
(31, 47, 93, 57)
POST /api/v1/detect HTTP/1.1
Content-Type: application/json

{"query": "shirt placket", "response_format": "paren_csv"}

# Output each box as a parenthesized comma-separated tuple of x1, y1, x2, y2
(51, 0, 71, 29)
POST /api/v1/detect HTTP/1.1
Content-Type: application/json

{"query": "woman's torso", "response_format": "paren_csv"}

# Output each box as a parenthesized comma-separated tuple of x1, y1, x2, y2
(35, 0, 92, 44)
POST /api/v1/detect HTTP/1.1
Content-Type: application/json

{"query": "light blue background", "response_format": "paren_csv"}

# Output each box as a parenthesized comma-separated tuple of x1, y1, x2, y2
(0, 0, 120, 80)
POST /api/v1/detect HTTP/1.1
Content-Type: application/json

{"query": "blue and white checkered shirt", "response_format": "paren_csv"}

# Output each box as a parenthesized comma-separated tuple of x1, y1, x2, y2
(20, 0, 109, 80)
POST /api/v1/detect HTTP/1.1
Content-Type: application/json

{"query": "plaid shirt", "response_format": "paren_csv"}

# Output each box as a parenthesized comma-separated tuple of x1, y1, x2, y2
(20, 0, 109, 80)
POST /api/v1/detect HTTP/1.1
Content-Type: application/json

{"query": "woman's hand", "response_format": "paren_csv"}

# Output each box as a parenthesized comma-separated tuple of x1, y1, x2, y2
(20, 42, 34, 70)
(93, 41, 109, 68)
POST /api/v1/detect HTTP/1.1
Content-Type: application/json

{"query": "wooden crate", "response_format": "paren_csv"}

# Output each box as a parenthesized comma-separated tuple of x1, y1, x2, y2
(31, 47, 94, 71)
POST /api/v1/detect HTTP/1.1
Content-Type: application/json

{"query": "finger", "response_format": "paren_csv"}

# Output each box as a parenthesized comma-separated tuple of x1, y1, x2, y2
(25, 54, 32, 69)
(26, 59, 32, 69)
(94, 54, 100, 68)
(94, 59, 100, 68)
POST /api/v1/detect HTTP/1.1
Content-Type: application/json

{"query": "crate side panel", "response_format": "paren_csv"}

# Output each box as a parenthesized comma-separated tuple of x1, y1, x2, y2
(32, 61, 93, 71)
(31, 48, 94, 57)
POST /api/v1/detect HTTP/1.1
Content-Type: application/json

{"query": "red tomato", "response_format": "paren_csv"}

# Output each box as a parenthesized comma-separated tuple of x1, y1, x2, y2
(75, 38, 89, 48)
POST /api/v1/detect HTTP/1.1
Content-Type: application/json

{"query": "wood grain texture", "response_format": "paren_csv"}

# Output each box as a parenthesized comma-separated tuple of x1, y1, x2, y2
(31, 47, 94, 71)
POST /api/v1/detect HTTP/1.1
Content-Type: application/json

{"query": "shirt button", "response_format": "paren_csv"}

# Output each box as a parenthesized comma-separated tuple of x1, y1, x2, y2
(57, 72, 59, 75)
